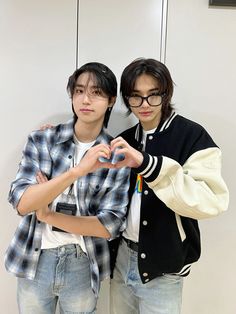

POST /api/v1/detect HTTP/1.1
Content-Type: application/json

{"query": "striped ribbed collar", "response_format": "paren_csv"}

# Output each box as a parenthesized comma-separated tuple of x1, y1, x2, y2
(135, 111, 177, 143)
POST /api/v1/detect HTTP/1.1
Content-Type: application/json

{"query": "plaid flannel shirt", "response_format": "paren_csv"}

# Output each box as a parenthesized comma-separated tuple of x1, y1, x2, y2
(5, 119, 130, 296)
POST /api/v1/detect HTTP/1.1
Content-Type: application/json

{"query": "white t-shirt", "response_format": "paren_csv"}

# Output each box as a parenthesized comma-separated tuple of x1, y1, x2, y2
(41, 135, 95, 251)
(123, 127, 156, 242)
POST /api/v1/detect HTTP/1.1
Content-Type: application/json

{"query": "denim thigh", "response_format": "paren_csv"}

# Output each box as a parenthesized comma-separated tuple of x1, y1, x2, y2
(110, 239, 183, 314)
(17, 244, 96, 314)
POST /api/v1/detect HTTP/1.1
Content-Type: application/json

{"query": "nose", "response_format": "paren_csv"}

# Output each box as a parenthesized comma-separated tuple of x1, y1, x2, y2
(82, 92, 90, 104)
(141, 98, 149, 108)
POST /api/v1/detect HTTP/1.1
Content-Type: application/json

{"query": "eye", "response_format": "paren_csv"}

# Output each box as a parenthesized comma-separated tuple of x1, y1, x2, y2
(92, 88, 104, 96)
(74, 87, 83, 94)
(92, 89, 101, 96)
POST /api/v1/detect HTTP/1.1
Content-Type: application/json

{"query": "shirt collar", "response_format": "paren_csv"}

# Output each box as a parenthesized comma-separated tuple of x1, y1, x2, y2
(56, 118, 110, 145)
(55, 118, 75, 144)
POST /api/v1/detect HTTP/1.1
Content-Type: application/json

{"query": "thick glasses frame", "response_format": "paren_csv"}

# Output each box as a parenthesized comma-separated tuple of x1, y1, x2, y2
(126, 93, 166, 107)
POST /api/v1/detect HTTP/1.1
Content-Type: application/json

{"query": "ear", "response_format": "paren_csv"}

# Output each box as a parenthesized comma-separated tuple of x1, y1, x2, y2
(109, 96, 116, 107)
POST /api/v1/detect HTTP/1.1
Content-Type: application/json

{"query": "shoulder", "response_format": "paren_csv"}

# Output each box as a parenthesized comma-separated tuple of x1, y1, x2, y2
(117, 124, 138, 143)
(118, 124, 137, 137)
(173, 114, 217, 149)
(172, 115, 213, 137)
(172, 115, 206, 132)
(28, 119, 74, 147)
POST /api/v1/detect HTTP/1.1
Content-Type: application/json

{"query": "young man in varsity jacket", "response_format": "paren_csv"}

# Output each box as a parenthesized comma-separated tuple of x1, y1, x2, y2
(109, 58, 229, 314)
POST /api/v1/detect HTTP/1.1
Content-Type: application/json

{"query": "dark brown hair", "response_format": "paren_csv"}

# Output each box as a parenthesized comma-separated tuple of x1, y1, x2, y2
(67, 62, 117, 128)
(120, 58, 174, 122)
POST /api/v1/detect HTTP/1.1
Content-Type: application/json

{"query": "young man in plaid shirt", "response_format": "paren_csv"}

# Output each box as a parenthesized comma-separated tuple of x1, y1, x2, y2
(5, 62, 130, 313)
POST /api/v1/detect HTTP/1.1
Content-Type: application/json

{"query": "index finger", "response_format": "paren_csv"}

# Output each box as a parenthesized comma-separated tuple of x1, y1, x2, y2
(110, 137, 127, 151)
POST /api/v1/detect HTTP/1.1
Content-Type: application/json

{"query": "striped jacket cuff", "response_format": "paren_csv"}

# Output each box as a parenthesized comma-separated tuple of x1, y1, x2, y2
(133, 152, 163, 183)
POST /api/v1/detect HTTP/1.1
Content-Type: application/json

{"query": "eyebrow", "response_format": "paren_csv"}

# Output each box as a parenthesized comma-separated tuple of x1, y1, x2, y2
(132, 88, 160, 93)
(75, 84, 99, 89)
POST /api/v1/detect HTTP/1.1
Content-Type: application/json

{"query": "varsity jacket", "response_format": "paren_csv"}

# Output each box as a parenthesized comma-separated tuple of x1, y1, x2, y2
(110, 112, 229, 284)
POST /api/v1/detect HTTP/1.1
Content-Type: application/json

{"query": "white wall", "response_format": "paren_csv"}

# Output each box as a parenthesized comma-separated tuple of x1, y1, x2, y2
(0, 1, 77, 313)
(1, 1, 235, 313)
(166, 1, 236, 313)
(78, 0, 164, 137)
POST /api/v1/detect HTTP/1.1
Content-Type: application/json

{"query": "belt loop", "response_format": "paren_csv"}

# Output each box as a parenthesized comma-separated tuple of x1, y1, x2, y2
(75, 244, 80, 258)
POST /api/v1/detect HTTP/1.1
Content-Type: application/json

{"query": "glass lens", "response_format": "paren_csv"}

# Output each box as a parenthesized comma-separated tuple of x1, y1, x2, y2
(148, 94, 162, 106)
(128, 96, 142, 107)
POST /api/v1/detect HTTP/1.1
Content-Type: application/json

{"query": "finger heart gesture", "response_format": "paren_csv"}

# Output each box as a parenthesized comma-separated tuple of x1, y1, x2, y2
(109, 137, 144, 169)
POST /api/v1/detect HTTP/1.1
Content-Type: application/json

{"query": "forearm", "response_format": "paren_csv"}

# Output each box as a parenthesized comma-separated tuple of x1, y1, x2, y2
(17, 167, 80, 215)
(39, 212, 111, 238)
(17, 142, 113, 215)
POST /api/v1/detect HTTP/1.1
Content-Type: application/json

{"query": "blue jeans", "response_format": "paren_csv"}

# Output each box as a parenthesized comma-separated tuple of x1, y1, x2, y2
(110, 239, 183, 314)
(17, 244, 96, 314)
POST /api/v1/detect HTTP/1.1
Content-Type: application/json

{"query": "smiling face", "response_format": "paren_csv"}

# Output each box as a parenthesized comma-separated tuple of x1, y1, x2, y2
(72, 72, 113, 128)
(130, 74, 163, 130)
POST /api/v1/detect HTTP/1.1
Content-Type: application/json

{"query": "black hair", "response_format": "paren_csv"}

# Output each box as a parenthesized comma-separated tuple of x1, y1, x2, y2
(120, 58, 174, 122)
(67, 62, 117, 128)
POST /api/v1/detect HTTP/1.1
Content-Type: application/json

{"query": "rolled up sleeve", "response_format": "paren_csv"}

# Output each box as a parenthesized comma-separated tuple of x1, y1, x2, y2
(97, 167, 130, 239)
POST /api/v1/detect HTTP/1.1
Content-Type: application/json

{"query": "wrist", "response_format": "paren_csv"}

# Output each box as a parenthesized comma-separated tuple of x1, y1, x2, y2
(131, 150, 144, 168)
(68, 166, 83, 180)
(132, 151, 147, 172)
(135, 151, 144, 167)
(36, 208, 51, 223)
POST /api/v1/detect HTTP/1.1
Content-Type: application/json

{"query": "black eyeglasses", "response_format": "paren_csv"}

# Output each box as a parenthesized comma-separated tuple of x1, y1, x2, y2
(126, 92, 165, 107)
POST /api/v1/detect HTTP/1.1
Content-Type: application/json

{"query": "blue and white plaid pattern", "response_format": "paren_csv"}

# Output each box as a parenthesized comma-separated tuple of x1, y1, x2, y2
(5, 119, 130, 296)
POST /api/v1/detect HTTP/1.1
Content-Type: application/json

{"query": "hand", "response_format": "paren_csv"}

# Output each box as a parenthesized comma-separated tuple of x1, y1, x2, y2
(110, 137, 143, 168)
(74, 143, 115, 177)
(35, 172, 51, 222)
(39, 123, 54, 131)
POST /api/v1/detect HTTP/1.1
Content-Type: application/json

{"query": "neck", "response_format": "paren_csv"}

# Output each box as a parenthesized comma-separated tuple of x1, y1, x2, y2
(74, 120, 103, 142)
(141, 118, 161, 131)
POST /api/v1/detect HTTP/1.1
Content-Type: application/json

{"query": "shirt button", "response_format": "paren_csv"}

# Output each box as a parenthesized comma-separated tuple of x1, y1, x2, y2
(142, 220, 148, 226)
(145, 278, 149, 282)
(141, 253, 146, 259)
(143, 272, 148, 277)
(149, 135, 153, 140)
(68, 155, 72, 159)
(35, 248, 39, 252)
(144, 190, 148, 195)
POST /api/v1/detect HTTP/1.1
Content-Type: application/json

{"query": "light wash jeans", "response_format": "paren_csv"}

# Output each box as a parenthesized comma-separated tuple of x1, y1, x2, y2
(17, 244, 96, 314)
(110, 239, 183, 314)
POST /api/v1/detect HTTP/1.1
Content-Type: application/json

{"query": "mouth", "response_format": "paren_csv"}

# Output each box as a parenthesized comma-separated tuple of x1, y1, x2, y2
(80, 109, 94, 112)
(139, 111, 152, 116)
